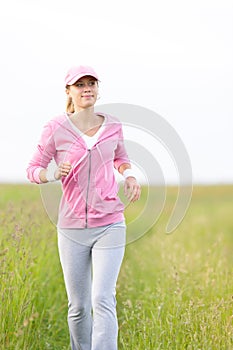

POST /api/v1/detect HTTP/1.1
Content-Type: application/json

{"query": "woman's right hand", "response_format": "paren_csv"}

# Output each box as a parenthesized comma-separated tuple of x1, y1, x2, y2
(55, 161, 72, 180)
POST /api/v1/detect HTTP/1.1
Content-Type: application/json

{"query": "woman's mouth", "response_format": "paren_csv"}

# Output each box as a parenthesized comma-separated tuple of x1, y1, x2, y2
(82, 95, 93, 98)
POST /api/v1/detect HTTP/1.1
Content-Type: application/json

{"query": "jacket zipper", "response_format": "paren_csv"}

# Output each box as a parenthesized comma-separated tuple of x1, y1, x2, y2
(85, 149, 91, 228)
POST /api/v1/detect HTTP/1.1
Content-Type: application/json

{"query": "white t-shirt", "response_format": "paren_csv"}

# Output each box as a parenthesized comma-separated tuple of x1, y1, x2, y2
(82, 124, 105, 149)
(66, 113, 106, 149)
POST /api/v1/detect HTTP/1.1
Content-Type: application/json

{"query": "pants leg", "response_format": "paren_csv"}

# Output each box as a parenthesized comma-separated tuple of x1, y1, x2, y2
(58, 231, 92, 350)
(57, 222, 126, 350)
(91, 224, 126, 350)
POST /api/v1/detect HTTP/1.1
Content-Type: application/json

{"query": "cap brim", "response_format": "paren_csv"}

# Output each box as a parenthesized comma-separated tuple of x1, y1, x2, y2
(67, 73, 99, 85)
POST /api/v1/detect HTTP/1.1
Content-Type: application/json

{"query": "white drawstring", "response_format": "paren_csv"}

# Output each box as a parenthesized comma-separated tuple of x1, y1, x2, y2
(71, 150, 88, 182)
(96, 143, 108, 181)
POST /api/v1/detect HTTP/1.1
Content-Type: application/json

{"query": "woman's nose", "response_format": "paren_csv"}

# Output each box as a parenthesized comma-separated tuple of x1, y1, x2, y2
(84, 84, 91, 92)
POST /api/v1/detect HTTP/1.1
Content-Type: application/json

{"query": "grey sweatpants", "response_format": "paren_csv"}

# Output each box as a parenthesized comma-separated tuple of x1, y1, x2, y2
(57, 221, 126, 350)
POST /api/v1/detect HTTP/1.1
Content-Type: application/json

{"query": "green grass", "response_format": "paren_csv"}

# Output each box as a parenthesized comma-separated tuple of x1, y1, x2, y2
(0, 184, 232, 349)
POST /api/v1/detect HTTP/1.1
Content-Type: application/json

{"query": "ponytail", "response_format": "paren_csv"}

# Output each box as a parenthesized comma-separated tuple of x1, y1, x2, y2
(66, 96, 75, 113)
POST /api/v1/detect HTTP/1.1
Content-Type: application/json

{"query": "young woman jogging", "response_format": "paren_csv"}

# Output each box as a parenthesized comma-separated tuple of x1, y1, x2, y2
(26, 65, 141, 350)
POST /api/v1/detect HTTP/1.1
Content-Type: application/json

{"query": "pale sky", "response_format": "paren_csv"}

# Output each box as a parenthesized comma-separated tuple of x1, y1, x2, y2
(0, 0, 232, 184)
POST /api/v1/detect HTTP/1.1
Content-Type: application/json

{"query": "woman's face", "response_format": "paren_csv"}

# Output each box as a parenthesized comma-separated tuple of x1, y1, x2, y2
(66, 75, 98, 111)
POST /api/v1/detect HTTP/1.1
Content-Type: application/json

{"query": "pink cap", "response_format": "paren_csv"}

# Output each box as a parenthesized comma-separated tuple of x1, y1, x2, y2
(65, 65, 99, 86)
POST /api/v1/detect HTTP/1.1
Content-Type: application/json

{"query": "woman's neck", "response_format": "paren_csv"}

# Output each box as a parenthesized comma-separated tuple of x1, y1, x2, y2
(70, 107, 104, 133)
(73, 107, 95, 125)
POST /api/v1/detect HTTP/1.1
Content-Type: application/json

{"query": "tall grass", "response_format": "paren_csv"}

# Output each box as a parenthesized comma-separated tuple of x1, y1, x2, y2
(118, 185, 233, 349)
(0, 185, 69, 349)
(0, 184, 232, 349)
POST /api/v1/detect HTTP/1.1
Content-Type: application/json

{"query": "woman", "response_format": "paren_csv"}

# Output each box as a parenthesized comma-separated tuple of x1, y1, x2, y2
(26, 65, 141, 350)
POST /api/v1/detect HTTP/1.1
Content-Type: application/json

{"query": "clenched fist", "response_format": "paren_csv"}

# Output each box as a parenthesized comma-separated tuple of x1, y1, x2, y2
(55, 161, 72, 180)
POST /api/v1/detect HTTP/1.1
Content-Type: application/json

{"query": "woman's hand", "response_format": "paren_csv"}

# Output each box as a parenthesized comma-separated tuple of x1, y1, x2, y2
(55, 161, 72, 180)
(124, 177, 141, 202)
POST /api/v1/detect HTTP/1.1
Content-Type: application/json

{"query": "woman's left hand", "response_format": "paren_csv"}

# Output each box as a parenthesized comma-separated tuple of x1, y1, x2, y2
(124, 177, 141, 202)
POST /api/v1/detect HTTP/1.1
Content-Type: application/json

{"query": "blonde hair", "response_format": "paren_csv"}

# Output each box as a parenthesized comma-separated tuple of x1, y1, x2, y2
(66, 96, 75, 113)
(65, 86, 74, 113)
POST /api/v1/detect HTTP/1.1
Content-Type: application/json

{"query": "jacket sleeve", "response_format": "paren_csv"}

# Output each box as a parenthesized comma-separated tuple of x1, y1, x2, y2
(26, 122, 56, 184)
(114, 124, 130, 170)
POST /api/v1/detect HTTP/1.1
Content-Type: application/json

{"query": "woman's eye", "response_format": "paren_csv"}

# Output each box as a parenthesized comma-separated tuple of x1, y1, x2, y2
(74, 81, 96, 88)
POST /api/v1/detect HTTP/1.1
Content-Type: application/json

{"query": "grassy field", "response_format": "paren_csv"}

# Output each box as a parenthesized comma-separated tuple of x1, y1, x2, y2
(0, 184, 232, 349)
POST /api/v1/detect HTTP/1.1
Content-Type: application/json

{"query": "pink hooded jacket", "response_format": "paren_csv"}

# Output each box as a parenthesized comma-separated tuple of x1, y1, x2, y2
(26, 113, 130, 228)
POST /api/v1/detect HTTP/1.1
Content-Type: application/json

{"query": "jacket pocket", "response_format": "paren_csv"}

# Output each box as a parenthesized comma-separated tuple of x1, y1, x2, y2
(89, 186, 124, 215)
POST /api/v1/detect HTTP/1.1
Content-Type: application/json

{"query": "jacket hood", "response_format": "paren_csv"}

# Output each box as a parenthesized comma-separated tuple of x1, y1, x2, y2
(51, 112, 123, 147)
